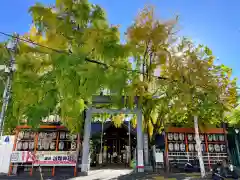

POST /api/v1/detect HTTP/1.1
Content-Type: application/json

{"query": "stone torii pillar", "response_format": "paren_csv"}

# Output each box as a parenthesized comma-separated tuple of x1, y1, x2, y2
(80, 108, 92, 175)
(136, 109, 144, 172)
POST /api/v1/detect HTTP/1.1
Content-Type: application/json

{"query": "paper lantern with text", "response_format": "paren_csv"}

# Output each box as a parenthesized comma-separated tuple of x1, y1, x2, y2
(219, 135, 224, 141)
(30, 132, 35, 139)
(43, 140, 50, 150)
(60, 132, 65, 139)
(51, 132, 57, 139)
(208, 144, 214, 152)
(23, 142, 28, 150)
(188, 144, 194, 151)
(71, 141, 77, 150)
(29, 142, 34, 150)
(174, 143, 179, 151)
(24, 132, 30, 139)
(59, 141, 64, 150)
(17, 142, 23, 150)
(179, 133, 184, 141)
(168, 143, 174, 151)
(39, 132, 44, 139)
(212, 134, 218, 141)
(214, 144, 220, 152)
(168, 133, 173, 141)
(188, 134, 193, 141)
(66, 133, 71, 139)
(50, 142, 56, 150)
(208, 135, 213, 141)
(220, 145, 226, 152)
(173, 133, 179, 141)
(18, 132, 24, 139)
(180, 143, 186, 151)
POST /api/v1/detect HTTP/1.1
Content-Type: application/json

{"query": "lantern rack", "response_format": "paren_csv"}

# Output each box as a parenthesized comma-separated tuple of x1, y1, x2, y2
(165, 127, 228, 171)
(8, 125, 81, 177)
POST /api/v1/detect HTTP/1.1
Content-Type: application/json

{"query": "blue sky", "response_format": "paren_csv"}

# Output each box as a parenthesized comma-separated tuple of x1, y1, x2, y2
(0, 0, 240, 83)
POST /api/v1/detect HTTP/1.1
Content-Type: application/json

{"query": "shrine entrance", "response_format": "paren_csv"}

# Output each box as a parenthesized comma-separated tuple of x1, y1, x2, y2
(103, 123, 137, 166)
(90, 121, 137, 167)
(80, 95, 146, 175)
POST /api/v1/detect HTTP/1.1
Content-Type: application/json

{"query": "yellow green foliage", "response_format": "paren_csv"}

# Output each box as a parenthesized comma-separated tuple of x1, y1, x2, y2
(112, 114, 125, 128)
(0, 0, 131, 132)
(0, 2, 238, 135)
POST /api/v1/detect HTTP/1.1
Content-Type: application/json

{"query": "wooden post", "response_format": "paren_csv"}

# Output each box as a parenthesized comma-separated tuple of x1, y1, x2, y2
(204, 134, 211, 170)
(30, 132, 39, 176)
(165, 133, 169, 172)
(185, 133, 189, 161)
(52, 132, 60, 176)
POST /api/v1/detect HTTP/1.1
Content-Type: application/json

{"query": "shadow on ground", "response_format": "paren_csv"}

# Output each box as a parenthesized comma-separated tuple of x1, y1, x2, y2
(116, 172, 206, 180)
(0, 169, 211, 180)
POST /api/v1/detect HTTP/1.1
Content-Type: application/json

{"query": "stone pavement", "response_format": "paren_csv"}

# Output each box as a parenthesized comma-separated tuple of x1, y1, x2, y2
(70, 169, 133, 180)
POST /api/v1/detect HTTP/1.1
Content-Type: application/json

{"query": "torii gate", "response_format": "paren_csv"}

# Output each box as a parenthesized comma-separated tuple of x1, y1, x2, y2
(80, 95, 146, 175)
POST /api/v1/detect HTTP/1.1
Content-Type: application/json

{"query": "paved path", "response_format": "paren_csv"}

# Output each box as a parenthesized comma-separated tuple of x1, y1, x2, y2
(70, 169, 133, 180)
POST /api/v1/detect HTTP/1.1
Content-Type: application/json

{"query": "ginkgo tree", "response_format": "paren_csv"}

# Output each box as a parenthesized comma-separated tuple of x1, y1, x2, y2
(0, 0, 132, 132)
(125, 5, 238, 175)
(125, 5, 178, 138)
(160, 38, 238, 177)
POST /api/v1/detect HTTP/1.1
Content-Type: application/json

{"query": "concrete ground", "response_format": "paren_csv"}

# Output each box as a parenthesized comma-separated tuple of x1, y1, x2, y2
(0, 168, 133, 180)
(0, 170, 210, 180)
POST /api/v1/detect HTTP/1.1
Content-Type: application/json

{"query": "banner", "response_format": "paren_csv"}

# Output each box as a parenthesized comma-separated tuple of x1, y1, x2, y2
(34, 151, 77, 166)
(10, 151, 77, 166)
(10, 151, 34, 163)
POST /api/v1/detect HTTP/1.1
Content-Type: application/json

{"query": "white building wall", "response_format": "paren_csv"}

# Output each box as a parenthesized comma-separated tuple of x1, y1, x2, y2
(0, 135, 15, 174)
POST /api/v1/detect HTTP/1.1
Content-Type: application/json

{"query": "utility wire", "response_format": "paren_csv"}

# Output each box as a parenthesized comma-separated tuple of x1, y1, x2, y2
(1, 31, 222, 92)
(0, 31, 168, 81)
(0, 31, 227, 93)
(0, 31, 223, 91)
(0, 32, 230, 104)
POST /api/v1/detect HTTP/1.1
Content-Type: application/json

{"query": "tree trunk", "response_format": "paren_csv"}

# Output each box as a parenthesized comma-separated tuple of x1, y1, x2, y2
(194, 115, 205, 178)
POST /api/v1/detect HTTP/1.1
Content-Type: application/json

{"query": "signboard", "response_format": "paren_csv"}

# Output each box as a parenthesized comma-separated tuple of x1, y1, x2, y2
(143, 134, 149, 164)
(155, 149, 164, 163)
(4, 136, 9, 143)
(34, 151, 77, 166)
(0, 135, 12, 145)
